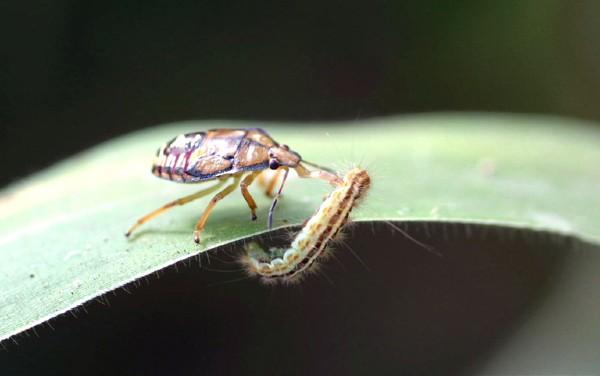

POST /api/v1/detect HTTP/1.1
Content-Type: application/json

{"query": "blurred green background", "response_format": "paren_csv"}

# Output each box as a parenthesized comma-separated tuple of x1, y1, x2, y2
(2, 0, 600, 186)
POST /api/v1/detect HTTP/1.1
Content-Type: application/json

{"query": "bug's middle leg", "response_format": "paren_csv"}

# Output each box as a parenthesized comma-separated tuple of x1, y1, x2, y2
(194, 175, 242, 243)
(240, 171, 261, 221)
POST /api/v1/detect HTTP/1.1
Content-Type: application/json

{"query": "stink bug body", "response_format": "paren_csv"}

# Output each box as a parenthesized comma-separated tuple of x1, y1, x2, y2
(126, 128, 341, 243)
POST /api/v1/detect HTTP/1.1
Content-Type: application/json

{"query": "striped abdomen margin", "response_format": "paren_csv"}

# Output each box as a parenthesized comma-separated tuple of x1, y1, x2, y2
(242, 168, 371, 283)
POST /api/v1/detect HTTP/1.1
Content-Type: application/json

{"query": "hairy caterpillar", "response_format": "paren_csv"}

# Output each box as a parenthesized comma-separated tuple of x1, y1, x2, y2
(241, 168, 371, 284)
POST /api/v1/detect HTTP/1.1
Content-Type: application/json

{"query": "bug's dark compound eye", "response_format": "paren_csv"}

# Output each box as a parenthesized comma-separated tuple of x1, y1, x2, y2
(269, 160, 280, 170)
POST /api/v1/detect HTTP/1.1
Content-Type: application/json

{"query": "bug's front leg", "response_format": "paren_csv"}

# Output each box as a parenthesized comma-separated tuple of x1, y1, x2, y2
(193, 175, 242, 243)
(240, 171, 261, 221)
(267, 167, 289, 229)
(259, 169, 283, 198)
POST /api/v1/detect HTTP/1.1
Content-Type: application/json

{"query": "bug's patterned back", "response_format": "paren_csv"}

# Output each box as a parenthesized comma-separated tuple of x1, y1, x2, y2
(152, 128, 277, 182)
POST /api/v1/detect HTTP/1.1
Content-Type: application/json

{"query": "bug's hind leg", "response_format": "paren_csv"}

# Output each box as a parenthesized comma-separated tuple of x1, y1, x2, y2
(194, 175, 242, 243)
(240, 171, 261, 221)
(125, 179, 228, 238)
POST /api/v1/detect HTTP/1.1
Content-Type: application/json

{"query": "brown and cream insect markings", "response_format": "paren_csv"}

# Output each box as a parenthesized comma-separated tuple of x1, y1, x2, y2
(126, 128, 342, 243)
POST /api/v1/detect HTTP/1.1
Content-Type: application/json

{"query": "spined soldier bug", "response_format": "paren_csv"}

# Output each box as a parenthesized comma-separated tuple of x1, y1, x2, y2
(126, 128, 341, 243)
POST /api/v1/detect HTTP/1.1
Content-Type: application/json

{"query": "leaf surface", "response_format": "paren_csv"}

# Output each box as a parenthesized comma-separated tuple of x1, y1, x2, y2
(1, 114, 599, 341)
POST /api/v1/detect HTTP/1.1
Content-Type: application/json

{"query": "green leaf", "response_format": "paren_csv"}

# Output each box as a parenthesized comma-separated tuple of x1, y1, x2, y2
(1, 113, 599, 342)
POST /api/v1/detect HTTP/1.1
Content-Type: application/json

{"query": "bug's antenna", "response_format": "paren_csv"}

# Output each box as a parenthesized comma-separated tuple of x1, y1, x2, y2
(268, 168, 290, 229)
(302, 160, 337, 174)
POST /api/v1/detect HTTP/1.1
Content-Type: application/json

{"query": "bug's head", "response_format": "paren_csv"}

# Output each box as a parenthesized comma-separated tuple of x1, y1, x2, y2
(268, 144, 301, 169)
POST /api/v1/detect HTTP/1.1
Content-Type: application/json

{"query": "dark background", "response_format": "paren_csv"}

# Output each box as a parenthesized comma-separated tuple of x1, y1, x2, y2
(1, 1, 600, 187)
(1, 223, 586, 375)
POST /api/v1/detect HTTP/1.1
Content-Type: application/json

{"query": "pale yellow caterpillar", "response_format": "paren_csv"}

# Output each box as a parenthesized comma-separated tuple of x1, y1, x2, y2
(241, 168, 371, 284)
